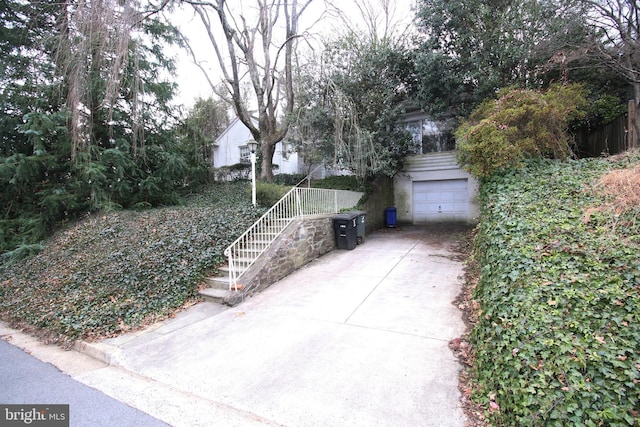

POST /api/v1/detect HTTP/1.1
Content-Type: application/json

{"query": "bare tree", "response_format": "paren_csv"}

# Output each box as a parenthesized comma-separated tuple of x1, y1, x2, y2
(582, 0, 640, 147)
(183, 0, 313, 181)
(334, 0, 415, 42)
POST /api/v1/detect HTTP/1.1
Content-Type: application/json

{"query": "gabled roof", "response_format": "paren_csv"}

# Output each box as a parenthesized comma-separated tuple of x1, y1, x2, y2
(214, 116, 259, 145)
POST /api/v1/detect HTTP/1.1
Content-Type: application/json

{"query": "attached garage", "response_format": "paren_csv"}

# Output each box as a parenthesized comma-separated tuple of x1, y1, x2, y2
(413, 179, 469, 223)
(394, 152, 479, 225)
(394, 112, 479, 225)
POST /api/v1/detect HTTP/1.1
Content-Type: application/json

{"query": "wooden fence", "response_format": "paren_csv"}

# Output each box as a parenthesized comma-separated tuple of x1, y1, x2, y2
(575, 114, 628, 157)
(575, 100, 638, 158)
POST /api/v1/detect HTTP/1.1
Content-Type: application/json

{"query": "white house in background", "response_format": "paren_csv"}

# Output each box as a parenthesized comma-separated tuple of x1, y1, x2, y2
(393, 111, 480, 224)
(213, 116, 302, 178)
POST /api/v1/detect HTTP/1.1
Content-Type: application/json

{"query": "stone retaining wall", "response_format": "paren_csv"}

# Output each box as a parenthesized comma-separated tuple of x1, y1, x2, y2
(237, 215, 336, 298)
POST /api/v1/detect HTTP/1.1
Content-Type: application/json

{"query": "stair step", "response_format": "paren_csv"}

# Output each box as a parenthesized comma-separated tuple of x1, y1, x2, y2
(228, 257, 256, 265)
(236, 248, 264, 255)
(199, 288, 242, 306)
(205, 276, 230, 290)
(217, 219, 287, 296)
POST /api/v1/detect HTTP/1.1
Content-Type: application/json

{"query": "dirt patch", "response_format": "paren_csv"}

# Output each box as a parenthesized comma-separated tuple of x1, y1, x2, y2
(584, 162, 640, 240)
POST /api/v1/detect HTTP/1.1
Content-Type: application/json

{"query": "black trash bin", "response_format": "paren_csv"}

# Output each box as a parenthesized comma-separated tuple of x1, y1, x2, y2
(385, 207, 397, 228)
(348, 210, 367, 244)
(333, 213, 358, 250)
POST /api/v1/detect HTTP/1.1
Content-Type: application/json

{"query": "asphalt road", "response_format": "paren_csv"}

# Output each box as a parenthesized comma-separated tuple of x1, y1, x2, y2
(0, 339, 168, 427)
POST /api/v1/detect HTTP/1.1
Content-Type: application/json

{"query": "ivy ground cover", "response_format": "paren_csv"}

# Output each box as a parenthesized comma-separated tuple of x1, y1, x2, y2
(0, 182, 261, 344)
(470, 154, 640, 426)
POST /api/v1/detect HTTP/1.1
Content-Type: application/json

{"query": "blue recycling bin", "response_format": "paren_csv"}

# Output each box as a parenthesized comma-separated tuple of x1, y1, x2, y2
(385, 207, 397, 228)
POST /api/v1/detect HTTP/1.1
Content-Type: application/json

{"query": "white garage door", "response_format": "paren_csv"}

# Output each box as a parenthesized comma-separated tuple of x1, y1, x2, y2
(413, 179, 469, 223)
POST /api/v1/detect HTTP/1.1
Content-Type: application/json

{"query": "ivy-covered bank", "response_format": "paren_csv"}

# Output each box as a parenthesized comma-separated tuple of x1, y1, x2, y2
(470, 154, 639, 426)
(0, 182, 262, 344)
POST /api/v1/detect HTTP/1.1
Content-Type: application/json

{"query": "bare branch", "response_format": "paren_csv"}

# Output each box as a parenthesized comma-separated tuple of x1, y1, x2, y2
(180, 0, 313, 180)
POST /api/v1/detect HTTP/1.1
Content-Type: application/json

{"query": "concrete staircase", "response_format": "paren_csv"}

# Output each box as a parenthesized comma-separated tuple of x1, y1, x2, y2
(197, 188, 364, 306)
(199, 266, 235, 305)
(198, 225, 284, 306)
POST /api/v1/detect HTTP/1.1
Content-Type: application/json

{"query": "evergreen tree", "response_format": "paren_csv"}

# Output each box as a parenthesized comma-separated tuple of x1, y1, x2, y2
(0, 0, 196, 260)
(413, 0, 631, 120)
(178, 97, 230, 169)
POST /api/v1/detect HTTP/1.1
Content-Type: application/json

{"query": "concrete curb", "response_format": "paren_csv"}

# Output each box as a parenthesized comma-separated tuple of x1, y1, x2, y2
(72, 340, 119, 366)
(0, 320, 117, 367)
(1, 320, 120, 368)
(0, 321, 108, 376)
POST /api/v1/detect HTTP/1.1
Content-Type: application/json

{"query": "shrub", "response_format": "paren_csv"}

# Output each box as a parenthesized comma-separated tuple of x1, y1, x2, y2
(456, 84, 588, 179)
(271, 173, 307, 186)
(213, 163, 250, 181)
(255, 183, 292, 207)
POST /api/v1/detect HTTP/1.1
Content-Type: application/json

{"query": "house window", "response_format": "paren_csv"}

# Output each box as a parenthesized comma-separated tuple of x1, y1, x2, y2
(405, 121, 423, 153)
(280, 142, 290, 160)
(421, 120, 456, 153)
(400, 117, 455, 155)
(239, 145, 250, 163)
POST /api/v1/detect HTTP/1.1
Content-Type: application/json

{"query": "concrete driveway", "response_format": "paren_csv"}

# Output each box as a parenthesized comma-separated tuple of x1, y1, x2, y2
(5, 225, 470, 426)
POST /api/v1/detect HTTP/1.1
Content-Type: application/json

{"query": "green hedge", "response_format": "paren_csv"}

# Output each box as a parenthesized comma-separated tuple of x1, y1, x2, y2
(312, 175, 362, 191)
(255, 183, 292, 207)
(471, 156, 640, 426)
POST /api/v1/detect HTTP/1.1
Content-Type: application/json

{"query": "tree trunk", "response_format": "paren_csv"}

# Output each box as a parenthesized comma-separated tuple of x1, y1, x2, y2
(259, 139, 277, 181)
(187, 0, 312, 183)
(631, 86, 640, 150)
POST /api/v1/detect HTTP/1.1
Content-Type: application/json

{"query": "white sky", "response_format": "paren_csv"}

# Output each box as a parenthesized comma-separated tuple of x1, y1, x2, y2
(168, 0, 417, 109)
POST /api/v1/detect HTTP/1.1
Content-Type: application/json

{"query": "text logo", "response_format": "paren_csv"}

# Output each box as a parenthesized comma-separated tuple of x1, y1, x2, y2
(1, 405, 69, 427)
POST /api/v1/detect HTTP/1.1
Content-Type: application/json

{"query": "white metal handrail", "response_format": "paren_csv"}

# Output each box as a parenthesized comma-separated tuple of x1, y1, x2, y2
(224, 187, 363, 290)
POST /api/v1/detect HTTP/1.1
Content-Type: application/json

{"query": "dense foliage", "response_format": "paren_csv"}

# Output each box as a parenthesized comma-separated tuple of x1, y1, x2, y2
(0, 0, 208, 258)
(470, 155, 640, 425)
(255, 182, 292, 207)
(456, 84, 588, 179)
(0, 182, 262, 343)
(255, 175, 363, 207)
(414, 0, 578, 117)
(311, 175, 362, 191)
(413, 0, 632, 122)
(178, 97, 230, 169)
(291, 32, 416, 180)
